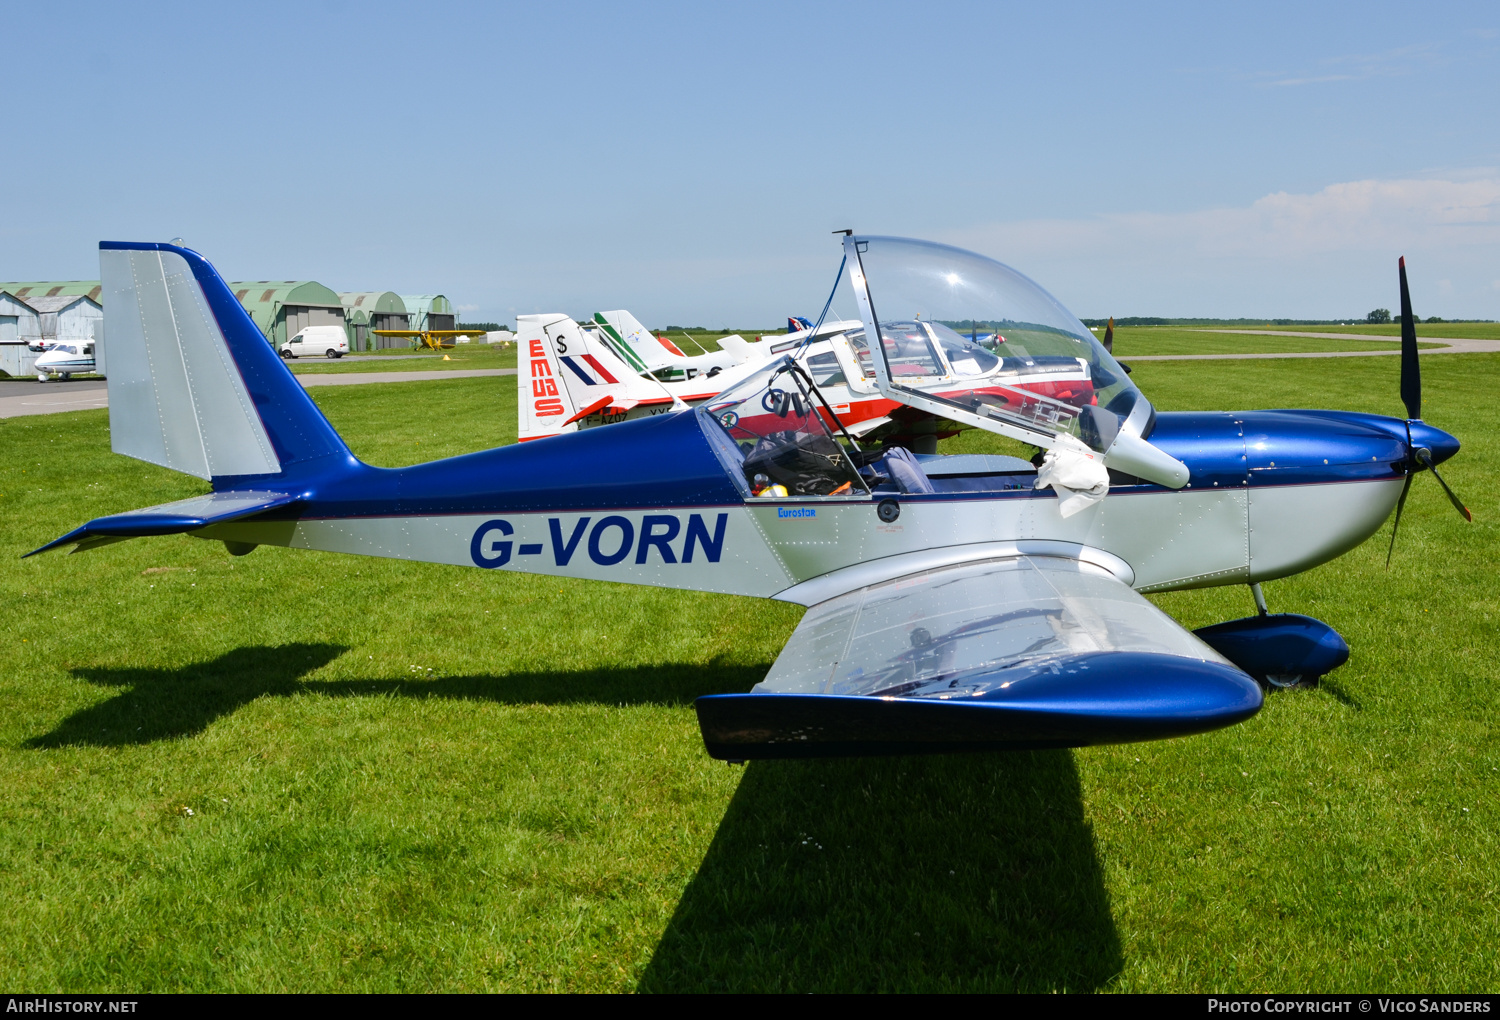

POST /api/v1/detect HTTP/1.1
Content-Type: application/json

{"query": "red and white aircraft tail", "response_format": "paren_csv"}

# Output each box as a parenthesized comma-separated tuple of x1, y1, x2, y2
(516, 313, 680, 442)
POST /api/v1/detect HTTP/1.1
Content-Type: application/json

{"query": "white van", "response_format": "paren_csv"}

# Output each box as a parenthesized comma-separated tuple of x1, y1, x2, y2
(279, 325, 348, 359)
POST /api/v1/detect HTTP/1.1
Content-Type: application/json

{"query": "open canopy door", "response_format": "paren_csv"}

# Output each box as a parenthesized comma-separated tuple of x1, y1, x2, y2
(842, 235, 1188, 488)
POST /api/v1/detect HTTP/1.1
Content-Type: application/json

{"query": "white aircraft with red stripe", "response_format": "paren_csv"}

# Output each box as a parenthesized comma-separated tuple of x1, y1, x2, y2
(518, 311, 1094, 453)
(589, 310, 746, 382)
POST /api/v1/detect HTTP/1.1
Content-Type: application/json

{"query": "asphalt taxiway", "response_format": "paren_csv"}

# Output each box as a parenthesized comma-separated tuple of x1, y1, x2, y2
(0, 369, 518, 419)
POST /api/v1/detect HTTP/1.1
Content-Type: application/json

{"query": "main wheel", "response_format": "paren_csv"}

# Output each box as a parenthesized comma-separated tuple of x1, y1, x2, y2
(326, 349, 338, 359)
(61, 372, 71, 380)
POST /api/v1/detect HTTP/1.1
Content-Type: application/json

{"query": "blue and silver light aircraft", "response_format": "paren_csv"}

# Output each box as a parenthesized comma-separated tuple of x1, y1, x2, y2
(29, 237, 1469, 760)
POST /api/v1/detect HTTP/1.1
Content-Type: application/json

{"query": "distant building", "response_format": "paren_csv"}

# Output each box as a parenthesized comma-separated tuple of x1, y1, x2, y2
(399, 294, 455, 332)
(0, 274, 470, 369)
(0, 280, 102, 303)
(0, 286, 102, 377)
(229, 281, 346, 346)
(339, 292, 409, 351)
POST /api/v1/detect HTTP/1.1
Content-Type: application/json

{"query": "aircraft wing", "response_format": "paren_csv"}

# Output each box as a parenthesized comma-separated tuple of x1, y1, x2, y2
(696, 553, 1261, 758)
(26, 490, 302, 556)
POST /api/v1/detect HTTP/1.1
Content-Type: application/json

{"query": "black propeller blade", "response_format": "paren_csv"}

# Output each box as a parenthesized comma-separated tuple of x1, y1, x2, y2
(1387, 257, 1471, 566)
(1399, 256, 1420, 421)
(1385, 472, 1414, 567)
(1102, 316, 1114, 354)
(1418, 447, 1472, 522)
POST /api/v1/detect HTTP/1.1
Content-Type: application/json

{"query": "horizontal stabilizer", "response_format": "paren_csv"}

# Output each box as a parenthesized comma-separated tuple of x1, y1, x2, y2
(26, 490, 300, 556)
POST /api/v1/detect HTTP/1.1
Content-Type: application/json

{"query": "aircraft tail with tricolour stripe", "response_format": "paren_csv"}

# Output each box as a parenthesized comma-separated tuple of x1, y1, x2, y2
(593, 310, 684, 373)
(515, 313, 677, 442)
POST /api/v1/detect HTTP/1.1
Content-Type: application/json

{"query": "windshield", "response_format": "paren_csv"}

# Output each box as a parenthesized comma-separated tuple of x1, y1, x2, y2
(851, 236, 1143, 451)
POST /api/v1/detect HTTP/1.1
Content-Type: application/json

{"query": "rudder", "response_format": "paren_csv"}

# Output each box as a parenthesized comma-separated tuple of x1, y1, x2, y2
(99, 242, 349, 481)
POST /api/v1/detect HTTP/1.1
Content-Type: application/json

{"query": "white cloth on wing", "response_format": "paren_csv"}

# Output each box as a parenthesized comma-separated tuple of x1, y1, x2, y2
(1035, 435, 1110, 518)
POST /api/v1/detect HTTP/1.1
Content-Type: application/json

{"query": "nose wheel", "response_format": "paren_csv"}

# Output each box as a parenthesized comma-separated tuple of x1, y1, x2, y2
(1263, 673, 1310, 690)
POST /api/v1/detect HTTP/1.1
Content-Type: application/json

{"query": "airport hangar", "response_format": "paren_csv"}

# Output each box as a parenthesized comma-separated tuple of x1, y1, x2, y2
(0, 276, 464, 371)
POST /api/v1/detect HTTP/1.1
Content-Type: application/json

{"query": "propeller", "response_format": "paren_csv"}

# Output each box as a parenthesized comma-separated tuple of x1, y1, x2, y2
(1102, 316, 1114, 354)
(1386, 256, 1470, 566)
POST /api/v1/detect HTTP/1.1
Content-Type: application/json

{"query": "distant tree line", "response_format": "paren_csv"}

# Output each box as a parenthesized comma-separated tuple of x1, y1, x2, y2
(1080, 315, 1490, 327)
(657, 326, 779, 334)
(1364, 309, 1452, 324)
(457, 322, 507, 332)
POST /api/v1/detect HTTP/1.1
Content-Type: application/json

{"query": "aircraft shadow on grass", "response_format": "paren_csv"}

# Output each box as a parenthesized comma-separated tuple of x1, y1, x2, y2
(28, 643, 762, 748)
(31, 646, 1122, 990)
(638, 751, 1122, 993)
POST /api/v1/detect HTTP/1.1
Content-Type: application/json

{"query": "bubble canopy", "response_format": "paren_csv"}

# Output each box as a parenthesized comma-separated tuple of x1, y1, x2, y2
(847, 236, 1145, 452)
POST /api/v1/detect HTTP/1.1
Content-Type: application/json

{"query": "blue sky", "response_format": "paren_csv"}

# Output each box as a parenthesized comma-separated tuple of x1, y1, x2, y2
(2, 1, 1497, 325)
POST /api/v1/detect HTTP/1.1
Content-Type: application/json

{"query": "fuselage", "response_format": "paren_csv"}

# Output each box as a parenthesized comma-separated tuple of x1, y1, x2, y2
(200, 406, 1453, 603)
(35, 342, 97, 379)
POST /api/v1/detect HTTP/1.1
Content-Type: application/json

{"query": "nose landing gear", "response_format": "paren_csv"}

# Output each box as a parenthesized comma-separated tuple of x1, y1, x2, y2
(1193, 585, 1350, 691)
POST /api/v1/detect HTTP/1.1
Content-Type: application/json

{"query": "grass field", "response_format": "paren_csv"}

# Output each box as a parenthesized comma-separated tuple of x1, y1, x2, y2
(0, 353, 1496, 992)
(1108, 327, 1443, 357)
(641, 327, 1444, 358)
(1225, 323, 1500, 341)
(288, 346, 518, 374)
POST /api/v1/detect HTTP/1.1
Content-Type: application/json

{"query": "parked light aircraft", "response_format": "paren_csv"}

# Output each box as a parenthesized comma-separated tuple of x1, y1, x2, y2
(34, 340, 98, 381)
(519, 308, 1089, 455)
(587, 311, 746, 381)
(517, 313, 864, 444)
(31, 238, 1468, 760)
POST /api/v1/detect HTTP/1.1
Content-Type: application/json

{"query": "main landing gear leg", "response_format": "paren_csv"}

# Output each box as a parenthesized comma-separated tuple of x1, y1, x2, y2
(1250, 582, 1268, 617)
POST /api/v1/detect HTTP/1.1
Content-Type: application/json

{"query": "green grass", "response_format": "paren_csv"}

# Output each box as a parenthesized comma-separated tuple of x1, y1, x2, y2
(1224, 323, 1500, 340)
(289, 347, 517, 374)
(1109, 326, 1443, 357)
(691, 326, 1442, 358)
(0, 354, 1497, 991)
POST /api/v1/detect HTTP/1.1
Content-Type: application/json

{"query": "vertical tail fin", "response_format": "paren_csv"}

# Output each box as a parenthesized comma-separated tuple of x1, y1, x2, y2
(517, 314, 582, 442)
(99, 242, 349, 481)
(516, 313, 668, 441)
(593, 310, 673, 371)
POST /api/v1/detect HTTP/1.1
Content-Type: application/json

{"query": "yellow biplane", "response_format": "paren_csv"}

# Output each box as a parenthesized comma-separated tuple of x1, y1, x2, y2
(371, 328, 491, 351)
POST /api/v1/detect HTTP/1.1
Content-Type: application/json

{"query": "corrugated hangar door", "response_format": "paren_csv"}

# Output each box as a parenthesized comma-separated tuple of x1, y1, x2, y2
(283, 305, 345, 339)
(427, 312, 455, 330)
(372, 312, 410, 349)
